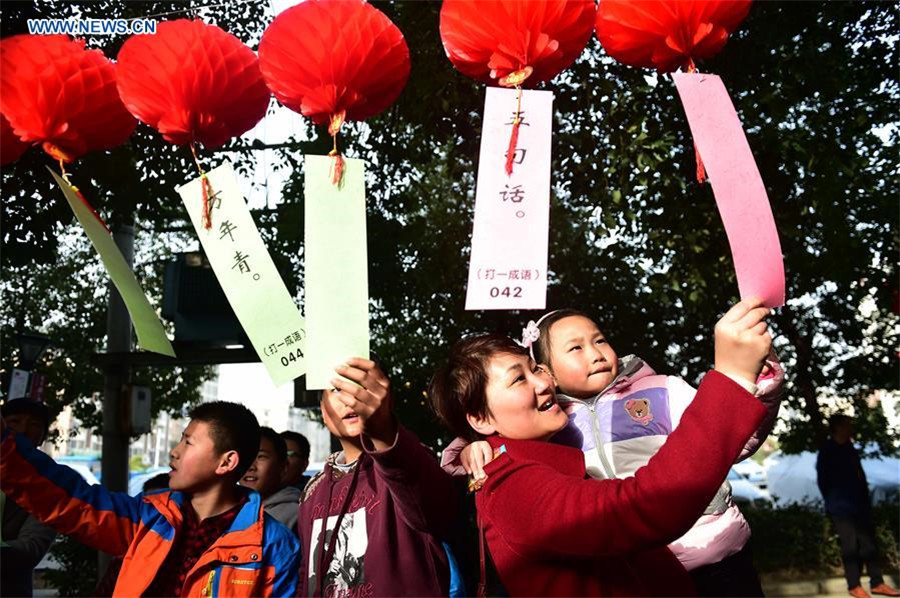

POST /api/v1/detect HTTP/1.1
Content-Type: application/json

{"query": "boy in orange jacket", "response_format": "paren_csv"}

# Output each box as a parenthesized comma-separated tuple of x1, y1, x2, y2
(1, 401, 299, 597)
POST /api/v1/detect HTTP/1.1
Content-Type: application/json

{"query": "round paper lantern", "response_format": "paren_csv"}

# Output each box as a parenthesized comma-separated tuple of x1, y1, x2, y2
(0, 34, 136, 163)
(116, 19, 271, 149)
(595, 0, 752, 73)
(259, 0, 410, 128)
(440, 0, 596, 87)
(1, 112, 30, 166)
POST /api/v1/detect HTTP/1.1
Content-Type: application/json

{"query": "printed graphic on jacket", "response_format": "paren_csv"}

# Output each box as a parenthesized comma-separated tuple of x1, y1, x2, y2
(572, 388, 673, 451)
(308, 508, 369, 598)
(624, 398, 653, 425)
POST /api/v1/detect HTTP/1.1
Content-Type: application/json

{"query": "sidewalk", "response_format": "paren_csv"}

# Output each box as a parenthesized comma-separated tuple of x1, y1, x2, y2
(33, 573, 900, 597)
(764, 574, 900, 598)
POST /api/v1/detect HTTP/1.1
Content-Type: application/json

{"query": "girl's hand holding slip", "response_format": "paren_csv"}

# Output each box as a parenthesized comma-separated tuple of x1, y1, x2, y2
(460, 440, 494, 487)
(714, 297, 773, 386)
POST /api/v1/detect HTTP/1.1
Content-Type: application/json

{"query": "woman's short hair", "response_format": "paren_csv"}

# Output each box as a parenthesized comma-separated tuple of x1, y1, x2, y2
(429, 333, 527, 441)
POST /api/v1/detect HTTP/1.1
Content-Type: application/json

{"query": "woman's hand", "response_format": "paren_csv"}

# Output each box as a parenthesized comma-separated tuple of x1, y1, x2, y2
(714, 297, 773, 385)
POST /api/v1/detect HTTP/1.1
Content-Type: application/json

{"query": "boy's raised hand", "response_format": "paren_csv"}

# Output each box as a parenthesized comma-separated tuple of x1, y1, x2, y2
(714, 297, 773, 385)
(332, 357, 397, 448)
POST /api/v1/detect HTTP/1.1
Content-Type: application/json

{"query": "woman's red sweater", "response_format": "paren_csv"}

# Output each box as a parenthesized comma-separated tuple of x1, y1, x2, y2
(477, 370, 767, 597)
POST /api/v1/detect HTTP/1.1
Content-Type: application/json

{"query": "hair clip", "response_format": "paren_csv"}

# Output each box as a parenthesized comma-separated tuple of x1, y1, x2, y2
(520, 320, 540, 349)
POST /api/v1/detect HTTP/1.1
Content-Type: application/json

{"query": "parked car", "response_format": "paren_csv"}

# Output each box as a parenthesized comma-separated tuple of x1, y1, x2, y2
(128, 467, 170, 496)
(733, 459, 768, 488)
(304, 462, 325, 478)
(728, 467, 775, 507)
(764, 448, 900, 508)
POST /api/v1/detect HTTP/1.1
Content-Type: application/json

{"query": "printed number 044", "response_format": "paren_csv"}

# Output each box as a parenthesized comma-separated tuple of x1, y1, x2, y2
(490, 286, 522, 298)
(280, 347, 304, 367)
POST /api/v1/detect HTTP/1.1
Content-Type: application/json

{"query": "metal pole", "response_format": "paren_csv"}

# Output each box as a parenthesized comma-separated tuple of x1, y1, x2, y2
(99, 223, 134, 576)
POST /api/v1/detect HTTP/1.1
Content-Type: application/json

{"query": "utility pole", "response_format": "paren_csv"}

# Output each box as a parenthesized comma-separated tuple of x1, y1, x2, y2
(99, 222, 134, 576)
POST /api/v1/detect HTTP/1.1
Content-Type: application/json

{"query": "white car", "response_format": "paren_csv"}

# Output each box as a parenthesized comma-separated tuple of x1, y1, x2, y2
(728, 467, 775, 507)
(129, 467, 171, 496)
(733, 460, 768, 488)
(764, 449, 900, 508)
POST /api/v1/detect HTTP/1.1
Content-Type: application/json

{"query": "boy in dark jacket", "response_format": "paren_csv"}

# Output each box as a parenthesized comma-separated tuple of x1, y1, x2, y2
(1, 401, 299, 597)
(299, 357, 458, 597)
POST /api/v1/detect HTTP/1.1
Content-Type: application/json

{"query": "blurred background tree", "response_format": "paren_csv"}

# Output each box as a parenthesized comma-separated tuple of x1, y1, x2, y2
(1, 1, 896, 455)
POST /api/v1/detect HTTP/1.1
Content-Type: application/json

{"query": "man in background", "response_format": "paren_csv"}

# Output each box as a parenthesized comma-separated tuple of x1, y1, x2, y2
(281, 430, 312, 491)
(817, 415, 899, 598)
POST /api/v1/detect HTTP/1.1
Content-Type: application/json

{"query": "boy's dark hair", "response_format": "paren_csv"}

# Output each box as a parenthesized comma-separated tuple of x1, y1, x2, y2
(532, 309, 596, 366)
(259, 426, 288, 463)
(429, 333, 528, 442)
(828, 413, 853, 431)
(1, 398, 50, 440)
(188, 401, 260, 479)
(280, 430, 310, 460)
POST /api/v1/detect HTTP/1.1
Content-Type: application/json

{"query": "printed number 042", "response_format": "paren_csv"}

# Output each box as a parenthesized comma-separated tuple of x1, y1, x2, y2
(280, 347, 304, 367)
(489, 286, 522, 298)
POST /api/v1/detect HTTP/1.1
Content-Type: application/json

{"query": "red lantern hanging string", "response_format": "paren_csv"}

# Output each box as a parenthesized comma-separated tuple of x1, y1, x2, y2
(499, 67, 533, 176)
(327, 110, 346, 186)
(686, 58, 708, 184)
(57, 158, 112, 234)
(189, 142, 216, 229)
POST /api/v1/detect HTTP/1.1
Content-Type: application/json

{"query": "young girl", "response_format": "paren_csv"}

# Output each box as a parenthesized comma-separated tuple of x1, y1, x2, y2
(444, 308, 783, 596)
(430, 298, 775, 596)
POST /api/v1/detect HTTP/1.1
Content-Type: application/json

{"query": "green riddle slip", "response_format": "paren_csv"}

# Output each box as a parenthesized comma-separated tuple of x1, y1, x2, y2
(49, 168, 175, 357)
(176, 162, 306, 387)
(304, 156, 370, 389)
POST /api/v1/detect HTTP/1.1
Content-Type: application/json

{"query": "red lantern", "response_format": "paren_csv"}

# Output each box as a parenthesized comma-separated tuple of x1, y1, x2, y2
(440, 1, 594, 175)
(260, 0, 409, 126)
(597, 0, 751, 182)
(440, 0, 596, 87)
(0, 34, 136, 164)
(595, 0, 752, 73)
(259, 0, 410, 183)
(116, 19, 271, 149)
(1, 112, 30, 166)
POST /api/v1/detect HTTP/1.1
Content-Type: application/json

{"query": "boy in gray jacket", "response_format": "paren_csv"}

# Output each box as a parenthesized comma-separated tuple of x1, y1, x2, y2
(239, 426, 301, 534)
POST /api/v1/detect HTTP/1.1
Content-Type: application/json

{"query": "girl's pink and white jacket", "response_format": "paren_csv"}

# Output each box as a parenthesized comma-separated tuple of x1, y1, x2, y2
(442, 355, 784, 572)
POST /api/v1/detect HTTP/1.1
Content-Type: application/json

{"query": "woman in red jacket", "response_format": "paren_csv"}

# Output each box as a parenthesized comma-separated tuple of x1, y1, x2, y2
(429, 298, 772, 597)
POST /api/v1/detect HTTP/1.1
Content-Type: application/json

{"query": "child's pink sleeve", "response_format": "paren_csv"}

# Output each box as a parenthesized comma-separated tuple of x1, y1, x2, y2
(739, 352, 785, 460)
(440, 436, 470, 477)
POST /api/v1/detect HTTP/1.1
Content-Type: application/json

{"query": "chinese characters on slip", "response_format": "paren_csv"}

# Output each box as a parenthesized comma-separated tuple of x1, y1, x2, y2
(176, 162, 307, 386)
(466, 87, 554, 310)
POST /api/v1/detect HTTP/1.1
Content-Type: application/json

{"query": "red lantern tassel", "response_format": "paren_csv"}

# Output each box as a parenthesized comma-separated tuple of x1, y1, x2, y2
(189, 143, 215, 229)
(695, 145, 708, 183)
(505, 85, 524, 176)
(329, 150, 344, 186)
(505, 120, 520, 176)
(328, 111, 346, 187)
(685, 59, 708, 184)
(72, 185, 112, 234)
(57, 159, 112, 234)
(201, 173, 213, 229)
